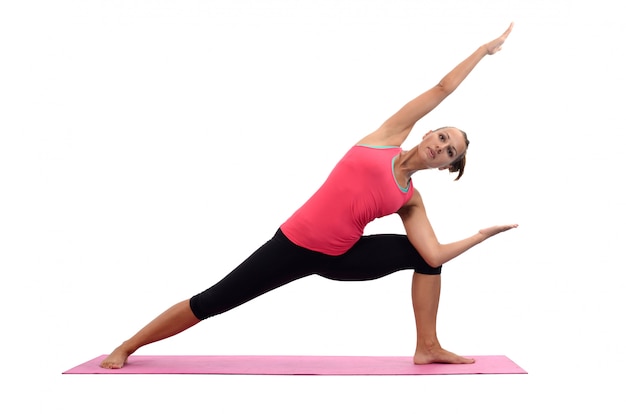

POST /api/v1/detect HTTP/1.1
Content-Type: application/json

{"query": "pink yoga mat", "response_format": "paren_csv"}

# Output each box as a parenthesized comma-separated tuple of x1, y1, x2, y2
(63, 355, 526, 375)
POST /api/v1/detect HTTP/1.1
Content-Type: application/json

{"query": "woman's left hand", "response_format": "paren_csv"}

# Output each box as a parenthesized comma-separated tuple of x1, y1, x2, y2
(479, 223, 518, 238)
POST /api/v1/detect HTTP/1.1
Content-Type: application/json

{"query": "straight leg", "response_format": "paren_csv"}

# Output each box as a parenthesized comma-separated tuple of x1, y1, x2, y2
(100, 230, 312, 369)
(100, 299, 200, 369)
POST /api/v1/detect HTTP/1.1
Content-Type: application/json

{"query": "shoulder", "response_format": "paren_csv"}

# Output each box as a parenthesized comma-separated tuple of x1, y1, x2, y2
(398, 189, 424, 215)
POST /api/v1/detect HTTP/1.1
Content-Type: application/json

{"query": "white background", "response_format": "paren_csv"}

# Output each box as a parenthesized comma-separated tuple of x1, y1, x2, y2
(2, 0, 625, 413)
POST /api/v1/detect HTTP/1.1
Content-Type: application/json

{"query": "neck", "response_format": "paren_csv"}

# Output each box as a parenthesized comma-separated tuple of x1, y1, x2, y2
(396, 146, 428, 179)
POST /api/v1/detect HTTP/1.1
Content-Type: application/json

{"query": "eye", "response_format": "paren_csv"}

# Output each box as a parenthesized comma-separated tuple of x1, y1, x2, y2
(439, 134, 445, 142)
(447, 148, 454, 157)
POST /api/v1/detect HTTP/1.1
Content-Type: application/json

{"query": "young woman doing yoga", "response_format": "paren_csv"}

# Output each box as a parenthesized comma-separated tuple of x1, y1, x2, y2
(101, 23, 516, 369)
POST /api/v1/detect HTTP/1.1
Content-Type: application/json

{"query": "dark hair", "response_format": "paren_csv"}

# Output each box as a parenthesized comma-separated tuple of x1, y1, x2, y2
(438, 127, 469, 181)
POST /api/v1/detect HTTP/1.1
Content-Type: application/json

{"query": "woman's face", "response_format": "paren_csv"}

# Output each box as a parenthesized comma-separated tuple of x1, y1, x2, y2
(419, 127, 467, 170)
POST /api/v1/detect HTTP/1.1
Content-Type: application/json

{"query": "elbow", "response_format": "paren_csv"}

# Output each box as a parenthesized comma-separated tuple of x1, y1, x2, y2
(421, 250, 444, 269)
(407, 235, 445, 268)
(436, 81, 456, 96)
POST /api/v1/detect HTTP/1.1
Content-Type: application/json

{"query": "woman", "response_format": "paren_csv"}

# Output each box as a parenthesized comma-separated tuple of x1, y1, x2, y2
(101, 23, 516, 369)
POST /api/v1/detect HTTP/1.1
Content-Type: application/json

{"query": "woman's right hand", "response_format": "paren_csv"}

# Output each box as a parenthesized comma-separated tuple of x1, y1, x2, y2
(483, 22, 514, 55)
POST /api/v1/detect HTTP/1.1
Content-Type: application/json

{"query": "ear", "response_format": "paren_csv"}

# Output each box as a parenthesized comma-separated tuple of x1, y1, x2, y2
(438, 165, 450, 171)
(422, 130, 432, 140)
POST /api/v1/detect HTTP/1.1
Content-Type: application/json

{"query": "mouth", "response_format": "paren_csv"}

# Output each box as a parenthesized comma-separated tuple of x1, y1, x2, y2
(427, 148, 435, 159)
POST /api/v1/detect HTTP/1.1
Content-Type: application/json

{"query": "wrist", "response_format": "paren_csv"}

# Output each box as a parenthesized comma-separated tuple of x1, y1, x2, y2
(475, 231, 488, 243)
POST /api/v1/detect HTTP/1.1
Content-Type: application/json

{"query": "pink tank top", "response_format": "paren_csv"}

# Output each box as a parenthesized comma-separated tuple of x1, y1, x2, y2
(280, 145, 414, 255)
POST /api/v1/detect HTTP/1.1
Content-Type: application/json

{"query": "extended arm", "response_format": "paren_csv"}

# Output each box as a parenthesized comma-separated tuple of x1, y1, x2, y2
(359, 22, 513, 147)
(398, 191, 517, 268)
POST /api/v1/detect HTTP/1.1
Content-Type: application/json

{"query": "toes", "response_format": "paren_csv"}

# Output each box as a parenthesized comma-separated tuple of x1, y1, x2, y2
(414, 349, 475, 365)
(100, 359, 122, 369)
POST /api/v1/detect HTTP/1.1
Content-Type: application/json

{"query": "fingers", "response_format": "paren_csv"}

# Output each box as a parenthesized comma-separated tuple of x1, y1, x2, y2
(501, 224, 519, 233)
(503, 22, 514, 37)
(499, 22, 514, 43)
(480, 224, 518, 237)
(484, 23, 514, 55)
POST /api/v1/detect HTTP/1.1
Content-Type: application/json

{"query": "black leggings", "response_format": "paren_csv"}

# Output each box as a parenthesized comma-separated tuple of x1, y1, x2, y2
(189, 229, 442, 320)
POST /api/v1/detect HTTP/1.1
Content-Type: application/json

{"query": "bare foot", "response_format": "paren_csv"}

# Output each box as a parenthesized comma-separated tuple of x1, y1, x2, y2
(413, 346, 475, 365)
(100, 345, 131, 369)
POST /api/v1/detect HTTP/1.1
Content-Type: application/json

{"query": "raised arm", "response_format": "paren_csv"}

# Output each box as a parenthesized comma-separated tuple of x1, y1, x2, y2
(358, 22, 514, 147)
(397, 191, 517, 268)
